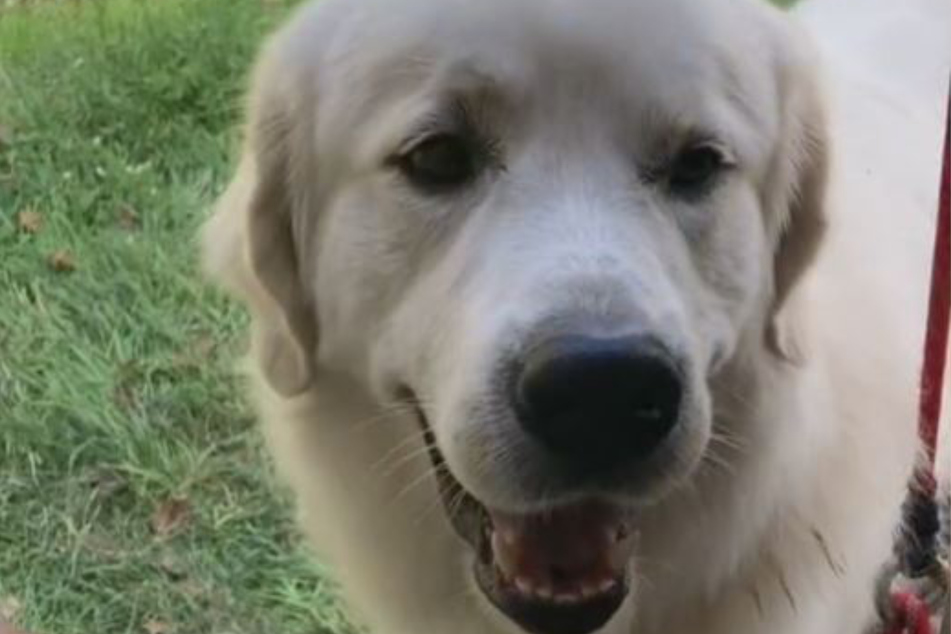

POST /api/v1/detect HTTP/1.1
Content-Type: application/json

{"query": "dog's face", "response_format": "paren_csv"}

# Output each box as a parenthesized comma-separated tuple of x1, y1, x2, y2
(204, 0, 828, 632)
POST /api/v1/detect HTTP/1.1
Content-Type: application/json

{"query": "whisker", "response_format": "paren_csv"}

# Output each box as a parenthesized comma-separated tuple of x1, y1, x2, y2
(370, 432, 429, 473)
(378, 441, 440, 478)
(351, 403, 418, 434)
(391, 463, 440, 506)
(414, 487, 451, 527)
(446, 480, 471, 520)
(414, 472, 465, 527)
(699, 446, 737, 478)
(708, 429, 750, 455)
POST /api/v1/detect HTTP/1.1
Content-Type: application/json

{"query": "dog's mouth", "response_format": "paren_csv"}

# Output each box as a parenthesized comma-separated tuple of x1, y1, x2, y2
(411, 403, 636, 634)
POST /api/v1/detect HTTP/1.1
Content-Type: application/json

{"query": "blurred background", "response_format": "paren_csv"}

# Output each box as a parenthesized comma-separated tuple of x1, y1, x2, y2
(0, 1, 795, 632)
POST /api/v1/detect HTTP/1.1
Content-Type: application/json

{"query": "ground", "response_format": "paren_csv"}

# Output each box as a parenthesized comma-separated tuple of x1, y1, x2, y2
(0, 0, 795, 633)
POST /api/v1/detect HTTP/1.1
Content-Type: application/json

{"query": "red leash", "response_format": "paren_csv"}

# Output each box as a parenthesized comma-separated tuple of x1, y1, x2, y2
(886, 592, 936, 634)
(918, 77, 951, 484)
(882, 78, 951, 634)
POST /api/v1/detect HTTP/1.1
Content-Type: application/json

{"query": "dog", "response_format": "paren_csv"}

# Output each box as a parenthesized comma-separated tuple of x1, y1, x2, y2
(200, 0, 951, 631)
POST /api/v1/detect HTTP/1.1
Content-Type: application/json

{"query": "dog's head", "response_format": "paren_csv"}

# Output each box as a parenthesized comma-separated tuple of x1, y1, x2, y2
(203, 0, 828, 631)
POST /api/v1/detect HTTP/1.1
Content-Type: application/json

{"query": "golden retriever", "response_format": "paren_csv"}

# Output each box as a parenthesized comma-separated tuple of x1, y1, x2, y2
(200, 0, 951, 632)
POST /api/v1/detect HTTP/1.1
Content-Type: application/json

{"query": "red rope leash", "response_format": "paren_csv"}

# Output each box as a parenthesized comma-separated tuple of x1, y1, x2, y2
(885, 592, 936, 634)
(918, 77, 951, 482)
(881, 77, 951, 634)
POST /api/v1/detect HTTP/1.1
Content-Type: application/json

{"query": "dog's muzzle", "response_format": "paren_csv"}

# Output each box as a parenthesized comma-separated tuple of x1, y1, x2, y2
(408, 406, 636, 634)
(402, 333, 685, 634)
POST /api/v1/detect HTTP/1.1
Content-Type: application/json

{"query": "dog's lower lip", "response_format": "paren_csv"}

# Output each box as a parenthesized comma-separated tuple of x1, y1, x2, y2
(404, 393, 633, 634)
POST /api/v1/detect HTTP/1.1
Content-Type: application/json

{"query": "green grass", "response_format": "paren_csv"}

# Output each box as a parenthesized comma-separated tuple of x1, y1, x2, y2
(0, 1, 356, 633)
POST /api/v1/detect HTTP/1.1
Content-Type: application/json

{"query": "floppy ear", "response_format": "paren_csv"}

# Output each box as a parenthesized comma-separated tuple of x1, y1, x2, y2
(201, 49, 318, 396)
(764, 27, 831, 361)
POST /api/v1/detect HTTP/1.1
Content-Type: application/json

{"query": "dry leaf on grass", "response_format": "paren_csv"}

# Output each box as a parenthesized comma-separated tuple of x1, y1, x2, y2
(87, 467, 128, 501)
(113, 360, 142, 411)
(47, 250, 76, 273)
(0, 599, 30, 634)
(0, 597, 21, 622)
(142, 619, 170, 634)
(150, 497, 192, 538)
(192, 335, 216, 359)
(79, 533, 123, 560)
(174, 579, 206, 599)
(113, 383, 138, 411)
(157, 552, 187, 580)
(170, 334, 216, 369)
(117, 204, 140, 230)
(16, 211, 42, 234)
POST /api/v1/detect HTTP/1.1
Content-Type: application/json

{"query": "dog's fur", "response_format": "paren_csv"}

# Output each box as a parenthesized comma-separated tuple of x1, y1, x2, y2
(200, 0, 951, 632)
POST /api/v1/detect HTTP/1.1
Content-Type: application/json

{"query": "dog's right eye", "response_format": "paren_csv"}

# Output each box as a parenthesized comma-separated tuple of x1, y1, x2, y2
(398, 134, 479, 193)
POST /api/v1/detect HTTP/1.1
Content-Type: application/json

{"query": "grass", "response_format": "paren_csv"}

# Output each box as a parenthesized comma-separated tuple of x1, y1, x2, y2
(0, 1, 357, 633)
(0, 0, 799, 632)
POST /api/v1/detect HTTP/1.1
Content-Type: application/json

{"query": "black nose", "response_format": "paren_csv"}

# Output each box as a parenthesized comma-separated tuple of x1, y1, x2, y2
(514, 334, 683, 471)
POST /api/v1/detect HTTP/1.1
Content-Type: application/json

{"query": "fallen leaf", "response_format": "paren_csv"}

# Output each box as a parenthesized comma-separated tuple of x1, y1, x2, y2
(113, 383, 138, 411)
(87, 468, 128, 501)
(174, 579, 205, 599)
(171, 334, 216, 368)
(150, 497, 192, 538)
(0, 597, 21, 621)
(16, 210, 42, 234)
(47, 250, 76, 273)
(193, 335, 216, 359)
(142, 619, 170, 634)
(0, 598, 28, 634)
(157, 551, 187, 580)
(113, 360, 142, 410)
(117, 204, 139, 230)
(80, 533, 123, 559)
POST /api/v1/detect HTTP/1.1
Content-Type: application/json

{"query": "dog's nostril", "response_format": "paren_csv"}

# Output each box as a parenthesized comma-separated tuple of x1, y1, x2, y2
(514, 334, 683, 471)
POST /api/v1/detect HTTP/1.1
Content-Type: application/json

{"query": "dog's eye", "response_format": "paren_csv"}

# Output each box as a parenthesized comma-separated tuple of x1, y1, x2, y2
(399, 134, 479, 192)
(667, 144, 728, 196)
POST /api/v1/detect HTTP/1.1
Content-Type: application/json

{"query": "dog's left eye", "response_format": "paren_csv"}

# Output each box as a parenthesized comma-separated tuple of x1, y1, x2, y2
(666, 144, 729, 196)
(399, 134, 480, 193)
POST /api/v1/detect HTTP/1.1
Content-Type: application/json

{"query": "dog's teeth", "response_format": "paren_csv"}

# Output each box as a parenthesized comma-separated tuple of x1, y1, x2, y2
(492, 532, 519, 580)
(597, 578, 616, 593)
(554, 592, 581, 604)
(499, 528, 516, 545)
(580, 584, 597, 598)
(515, 577, 532, 595)
(536, 585, 553, 599)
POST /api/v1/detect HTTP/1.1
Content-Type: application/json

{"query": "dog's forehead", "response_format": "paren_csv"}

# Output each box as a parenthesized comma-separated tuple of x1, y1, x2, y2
(286, 0, 782, 172)
(309, 0, 766, 113)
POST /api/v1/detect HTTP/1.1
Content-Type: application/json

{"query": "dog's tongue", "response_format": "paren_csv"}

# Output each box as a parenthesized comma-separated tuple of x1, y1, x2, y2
(488, 501, 635, 597)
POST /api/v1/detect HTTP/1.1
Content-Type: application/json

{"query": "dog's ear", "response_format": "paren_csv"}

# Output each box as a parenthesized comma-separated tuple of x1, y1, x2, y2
(764, 24, 830, 361)
(201, 47, 318, 396)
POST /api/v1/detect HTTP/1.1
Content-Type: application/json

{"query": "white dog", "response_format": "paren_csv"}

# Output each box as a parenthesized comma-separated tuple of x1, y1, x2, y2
(200, 0, 951, 632)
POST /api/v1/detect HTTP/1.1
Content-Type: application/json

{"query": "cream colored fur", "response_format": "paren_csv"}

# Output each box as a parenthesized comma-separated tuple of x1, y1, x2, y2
(200, 0, 951, 632)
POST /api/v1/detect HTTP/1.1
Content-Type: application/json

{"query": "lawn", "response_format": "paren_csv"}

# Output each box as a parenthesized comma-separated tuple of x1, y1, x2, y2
(0, 1, 355, 633)
(0, 0, 797, 632)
